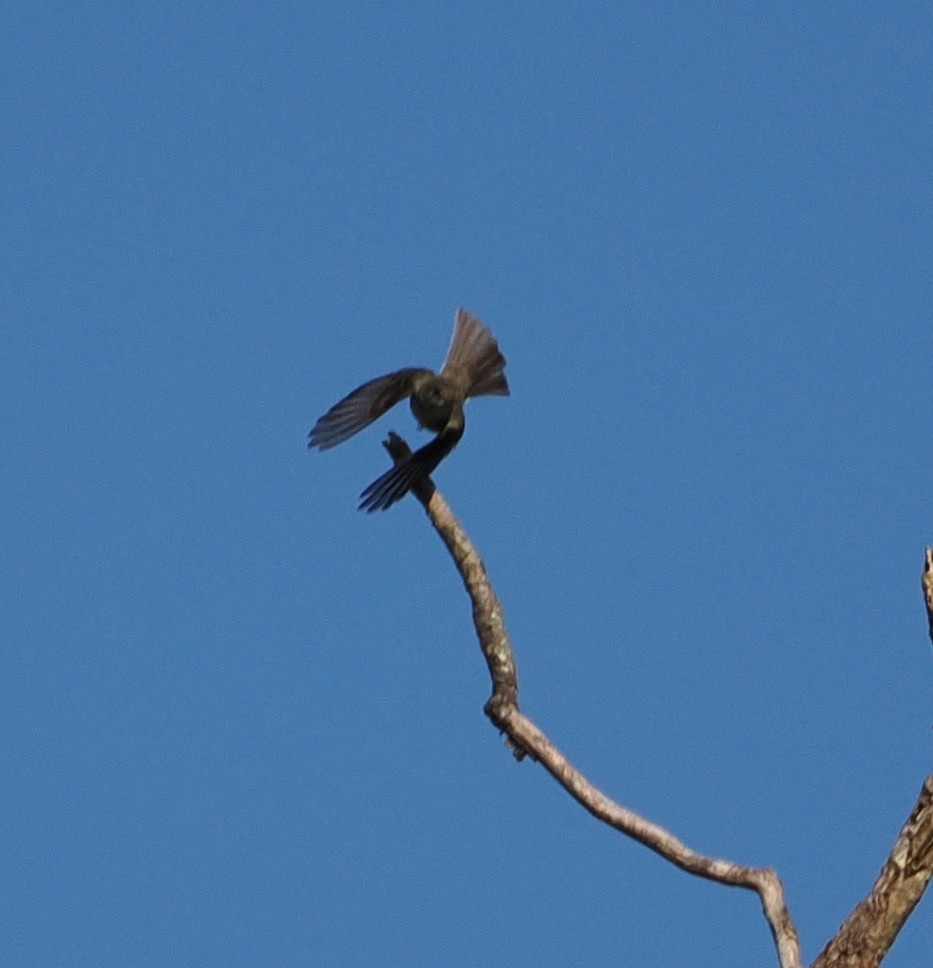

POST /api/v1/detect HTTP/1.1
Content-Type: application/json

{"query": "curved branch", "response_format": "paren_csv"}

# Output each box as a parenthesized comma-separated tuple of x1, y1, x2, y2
(380, 433, 802, 968)
(381, 442, 932, 967)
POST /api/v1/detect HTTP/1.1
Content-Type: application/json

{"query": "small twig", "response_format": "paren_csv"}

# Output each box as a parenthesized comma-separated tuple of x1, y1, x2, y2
(923, 547, 933, 648)
(380, 434, 802, 968)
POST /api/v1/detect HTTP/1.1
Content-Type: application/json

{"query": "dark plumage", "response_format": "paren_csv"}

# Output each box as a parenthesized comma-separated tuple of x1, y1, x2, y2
(308, 309, 508, 511)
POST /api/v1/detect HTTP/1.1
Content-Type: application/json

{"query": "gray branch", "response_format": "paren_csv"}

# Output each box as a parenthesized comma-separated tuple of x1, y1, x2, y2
(382, 436, 932, 967)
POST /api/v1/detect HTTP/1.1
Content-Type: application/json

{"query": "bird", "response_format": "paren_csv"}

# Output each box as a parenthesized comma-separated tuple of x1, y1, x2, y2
(308, 308, 509, 512)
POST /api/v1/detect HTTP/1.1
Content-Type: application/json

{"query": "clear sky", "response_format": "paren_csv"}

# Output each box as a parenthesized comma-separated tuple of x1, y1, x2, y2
(2, 3, 931, 966)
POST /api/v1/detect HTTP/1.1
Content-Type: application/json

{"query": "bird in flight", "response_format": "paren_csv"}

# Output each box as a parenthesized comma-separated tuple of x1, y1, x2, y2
(308, 309, 509, 512)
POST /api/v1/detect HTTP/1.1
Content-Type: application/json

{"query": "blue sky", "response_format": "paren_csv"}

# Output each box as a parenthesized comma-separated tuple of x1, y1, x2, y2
(2, 3, 931, 966)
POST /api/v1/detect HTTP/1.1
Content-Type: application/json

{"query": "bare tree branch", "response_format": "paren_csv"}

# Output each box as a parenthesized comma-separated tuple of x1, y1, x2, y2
(809, 549, 933, 964)
(381, 439, 932, 968)
(382, 434, 800, 966)
(812, 776, 933, 968)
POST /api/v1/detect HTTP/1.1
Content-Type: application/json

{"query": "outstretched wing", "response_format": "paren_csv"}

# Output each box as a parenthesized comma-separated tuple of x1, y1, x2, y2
(308, 368, 431, 451)
(440, 309, 509, 399)
(358, 420, 465, 512)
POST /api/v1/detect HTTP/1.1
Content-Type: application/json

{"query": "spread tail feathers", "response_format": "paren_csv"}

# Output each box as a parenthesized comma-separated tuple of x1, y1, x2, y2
(440, 309, 509, 398)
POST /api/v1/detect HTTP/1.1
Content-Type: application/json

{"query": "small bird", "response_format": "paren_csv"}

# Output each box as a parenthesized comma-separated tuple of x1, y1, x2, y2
(308, 309, 509, 512)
